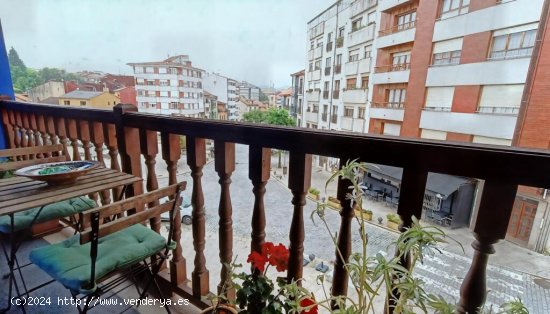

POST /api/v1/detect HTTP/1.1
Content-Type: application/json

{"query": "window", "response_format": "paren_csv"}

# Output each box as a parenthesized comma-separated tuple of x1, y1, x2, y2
(150, 103, 156, 108)
(338, 27, 345, 37)
(349, 49, 359, 62)
(336, 54, 342, 66)
(169, 68, 178, 74)
(364, 47, 371, 59)
(361, 77, 369, 89)
(160, 91, 168, 97)
(325, 57, 332, 67)
(358, 107, 366, 119)
(490, 29, 536, 59)
(433, 50, 461, 65)
(160, 80, 169, 86)
(136, 78, 144, 85)
(346, 78, 356, 90)
(352, 17, 363, 32)
(314, 60, 321, 70)
(146, 80, 155, 86)
(310, 41, 314, 49)
(391, 51, 411, 70)
(324, 81, 330, 90)
(80, 101, 86, 106)
(134, 67, 144, 74)
(169, 102, 178, 109)
(145, 67, 154, 73)
(323, 104, 328, 113)
(137, 90, 145, 96)
(344, 106, 354, 117)
(327, 32, 333, 43)
(440, 0, 470, 19)
(313, 104, 319, 113)
(63, 100, 70, 105)
(159, 67, 167, 74)
(334, 80, 340, 90)
(387, 89, 406, 108)
(397, 11, 416, 31)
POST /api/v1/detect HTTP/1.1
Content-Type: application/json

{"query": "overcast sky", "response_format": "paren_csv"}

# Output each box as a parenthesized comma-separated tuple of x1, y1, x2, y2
(0, 0, 335, 88)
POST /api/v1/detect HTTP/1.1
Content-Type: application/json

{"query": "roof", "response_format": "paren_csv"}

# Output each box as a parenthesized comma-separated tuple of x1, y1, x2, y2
(126, 54, 204, 71)
(291, 69, 305, 77)
(61, 90, 103, 100)
(15, 93, 29, 102)
(366, 163, 472, 198)
(40, 97, 60, 104)
(278, 88, 292, 97)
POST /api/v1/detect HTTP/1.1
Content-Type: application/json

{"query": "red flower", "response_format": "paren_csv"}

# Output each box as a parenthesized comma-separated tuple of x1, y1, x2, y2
(267, 243, 289, 272)
(299, 297, 318, 314)
(247, 251, 268, 272)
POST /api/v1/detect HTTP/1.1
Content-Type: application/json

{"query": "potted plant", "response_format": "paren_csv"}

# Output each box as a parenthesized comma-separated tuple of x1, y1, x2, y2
(327, 196, 342, 209)
(307, 187, 320, 200)
(357, 208, 373, 221)
(386, 213, 401, 230)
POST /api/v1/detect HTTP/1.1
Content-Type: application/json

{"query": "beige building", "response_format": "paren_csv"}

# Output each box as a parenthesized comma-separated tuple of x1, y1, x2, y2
(58, 90, 120, 109)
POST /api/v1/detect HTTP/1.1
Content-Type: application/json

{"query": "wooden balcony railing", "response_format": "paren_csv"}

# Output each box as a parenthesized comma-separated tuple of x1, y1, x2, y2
(379, 21, 416, 37)
(372, 102, 404, 109)
(375, 63, 411, 73)
(2, 99, 550, 313)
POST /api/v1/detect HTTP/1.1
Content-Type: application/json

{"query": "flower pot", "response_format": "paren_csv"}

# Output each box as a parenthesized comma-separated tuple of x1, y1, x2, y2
(327, 200, 342, 209)
(387, 221, 400, 230)
(200, 304, 238, 314)
(354, 209, 372, 221)
(308, 192, 319, 200)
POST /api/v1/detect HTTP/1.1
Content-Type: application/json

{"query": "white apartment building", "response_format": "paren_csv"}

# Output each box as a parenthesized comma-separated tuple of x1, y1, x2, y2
(237, 81, 261, 101)
(303, 0, 379, 132)
(128, 55, 205, 117)
(203, 73, 238, 121)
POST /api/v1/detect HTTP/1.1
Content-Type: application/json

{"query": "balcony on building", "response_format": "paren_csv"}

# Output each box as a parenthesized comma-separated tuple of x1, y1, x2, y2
(326, 41, 333, 52)
(379, 0, 416, 12)
(305, 110, 319, 123)
(370, 102, 405, 121)
(324, 67, 331, 76)
(341, 116, 365, 132)
(321, 112, 328, 122)
(323, 90, 329, 99)
(372, 64, 410, 84)
(306, 89, 321, 101)
(309, 69, 322, 81)
(348, 23, 376, 47)
(330, 113, 338, 123)
(314, 44, 323, 59)
(336, 36, 344, 48)
(342, 88, 368, 104)
(332, 90, 340, 99)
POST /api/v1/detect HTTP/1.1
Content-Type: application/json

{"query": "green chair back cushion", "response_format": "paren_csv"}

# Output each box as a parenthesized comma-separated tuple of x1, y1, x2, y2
(30, 224, 166, 294)
(0, 197, 96, 233)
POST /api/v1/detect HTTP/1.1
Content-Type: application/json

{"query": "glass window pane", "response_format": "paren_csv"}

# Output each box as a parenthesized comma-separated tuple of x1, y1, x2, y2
(442, 0, 451, 12)
(523, 30, 537, 48)
(492, 35, 507, 52)
(508, 33, 522, 50)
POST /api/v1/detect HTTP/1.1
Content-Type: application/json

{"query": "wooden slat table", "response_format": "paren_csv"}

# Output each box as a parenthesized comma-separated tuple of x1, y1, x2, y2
(0, 167, 142, 217)
(0, 167, 142, 312)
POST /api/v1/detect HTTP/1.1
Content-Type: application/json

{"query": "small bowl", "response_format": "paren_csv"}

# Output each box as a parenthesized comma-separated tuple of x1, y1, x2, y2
(15, 161, 101, 186)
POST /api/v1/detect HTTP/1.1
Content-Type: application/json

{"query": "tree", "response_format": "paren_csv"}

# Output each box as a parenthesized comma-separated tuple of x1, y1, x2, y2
(243, 108, 296, 167)
(8, 47, 26, 70)
(259, 91, 269, 102)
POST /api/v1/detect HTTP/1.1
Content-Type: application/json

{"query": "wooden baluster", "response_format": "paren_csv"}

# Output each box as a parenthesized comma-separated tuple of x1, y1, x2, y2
(103, 123, 123, 200)
(113, 104, 143, 200)
(90, 121, 111, 206)
(22, 112, 35, 152)
(77, 120, 93, 161)
(55, 117, 71, 160)
(66, 119, 81, 161)
(331, 158, 355, 301)
(141, 129, 160, 230)
(249, 146, 271, 260)
(29, 113, 41, 150)
(385, 167, 429, 313)
(187, 136, 209, 297)
(287, 152, 312, 284)
(15, 111, 27, 150)
(45, 116, 59, 146)
(1, 109, 15, 149)
(458, 181, 517, 314)
(214, 141, 235, 300)
(160, 132, 186, 284)
(8, 110, 20, 149)
(36, 114, 50, 155)
(161, 133, 181, 188)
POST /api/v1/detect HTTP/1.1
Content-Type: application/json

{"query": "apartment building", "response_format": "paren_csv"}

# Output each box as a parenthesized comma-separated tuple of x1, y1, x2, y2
(203, 73, 238, 121)
(58, 90, 119, 109)
(304, 0, 549, 252)
(128, 55, 205, 117)
(237, 81, 261, 101)
(303, 0, 378, 132)
(291, 70, 305, 121)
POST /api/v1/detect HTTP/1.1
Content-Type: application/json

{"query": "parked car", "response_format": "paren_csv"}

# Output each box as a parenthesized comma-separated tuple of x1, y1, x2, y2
(160, 193, 192, 225)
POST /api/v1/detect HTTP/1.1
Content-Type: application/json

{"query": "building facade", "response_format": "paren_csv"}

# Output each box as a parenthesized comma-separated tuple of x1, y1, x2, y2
(237, 81, 261, 101)
(203, 73, 238, 121)
(303, 0, 550, 252)
(303, 0, 378, 132)
(291, 70, 305, 121)
(128, 55, 205, 117)
(58, 90, 120, 109)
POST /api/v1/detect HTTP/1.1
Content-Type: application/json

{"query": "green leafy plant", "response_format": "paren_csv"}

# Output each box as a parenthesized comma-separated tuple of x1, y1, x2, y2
(386, 213, 401, 224)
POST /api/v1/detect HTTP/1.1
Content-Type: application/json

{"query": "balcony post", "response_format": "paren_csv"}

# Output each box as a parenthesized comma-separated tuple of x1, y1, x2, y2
(90, 121, 112, 206)
(1, 107, 14, 149)
(458, 181, 517, 313)
(187, 136, 210, 297)
(331, 159, 354, 302)
(113, 104, 143, 200)
(214, 141, 236, 300)
(249, 146, 271, 261)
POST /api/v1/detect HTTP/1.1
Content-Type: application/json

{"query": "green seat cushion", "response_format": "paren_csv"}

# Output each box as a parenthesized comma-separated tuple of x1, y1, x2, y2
(29, 224, 167, 294)
(0, 197, 96, 233)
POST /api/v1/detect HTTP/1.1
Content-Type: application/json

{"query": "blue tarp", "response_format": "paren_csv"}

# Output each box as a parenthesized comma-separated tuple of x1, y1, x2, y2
(0, 19, 15, 149)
